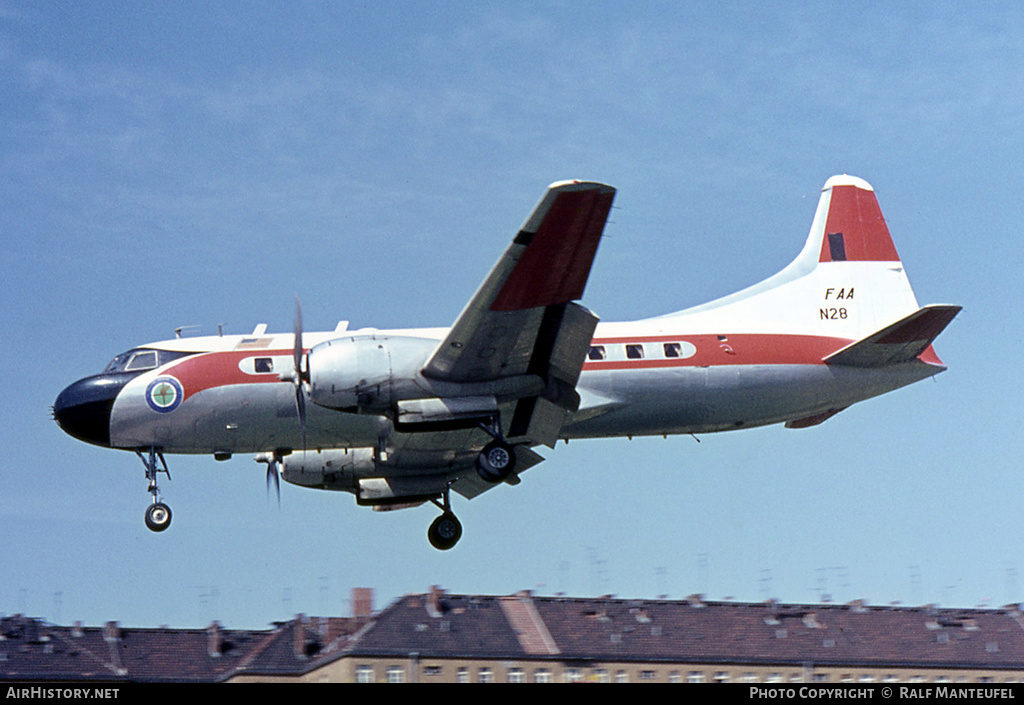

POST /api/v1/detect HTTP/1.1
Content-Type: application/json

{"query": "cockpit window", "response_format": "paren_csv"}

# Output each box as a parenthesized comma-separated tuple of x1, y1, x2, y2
(125, 350, 158, 371)
(104, 349, 193, 374)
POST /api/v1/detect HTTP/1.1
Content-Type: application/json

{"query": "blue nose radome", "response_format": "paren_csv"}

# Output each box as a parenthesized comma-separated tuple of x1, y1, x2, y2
(53, 374, 134, 447)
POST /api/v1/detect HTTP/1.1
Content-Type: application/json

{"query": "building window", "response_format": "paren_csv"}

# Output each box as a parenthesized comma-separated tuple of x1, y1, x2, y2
(687, 671, 706, 683)
(640, 670, 657, 681)
(355, 665, 374, 683)
(713, 671, 731, 683)
(593, 669, 610, 683)
(423, 666, 442, 677)
(565, 668, 583, 683)
(534, 669, 552, 684)
(615, 670, 629, 683)
(386, 666, 405, 683)
(478, 668, 493, 683)
(507, 668, 525, 683)
(457, 667, 469, 683)
(739, 673, 758, 683)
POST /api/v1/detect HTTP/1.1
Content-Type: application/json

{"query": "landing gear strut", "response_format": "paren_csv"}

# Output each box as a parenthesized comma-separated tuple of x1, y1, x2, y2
(427, 486, 462, 550)
(136, 447, 172, 533)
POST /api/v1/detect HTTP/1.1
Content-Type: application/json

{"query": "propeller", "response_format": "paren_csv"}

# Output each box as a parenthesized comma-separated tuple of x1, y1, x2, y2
(280, 297, 309, 449)
(257, 452, 282, 506)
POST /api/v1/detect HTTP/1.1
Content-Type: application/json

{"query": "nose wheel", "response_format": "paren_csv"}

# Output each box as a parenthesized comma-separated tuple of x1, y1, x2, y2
(136, 448, 173, 533)
(145, 502, 172, 532)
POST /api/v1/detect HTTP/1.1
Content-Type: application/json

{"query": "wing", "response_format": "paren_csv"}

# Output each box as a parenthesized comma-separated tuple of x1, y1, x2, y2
(421, 180, 616, 446)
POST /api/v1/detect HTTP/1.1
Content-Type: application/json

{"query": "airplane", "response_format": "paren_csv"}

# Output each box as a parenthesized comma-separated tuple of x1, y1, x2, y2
(53, 175, 960, 550)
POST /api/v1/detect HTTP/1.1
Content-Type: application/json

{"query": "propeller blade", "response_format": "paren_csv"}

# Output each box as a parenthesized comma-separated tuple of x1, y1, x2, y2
(296, 385, 307, 450)
(292, 296, 308, 450)
(256, 452, 282, 507)
(293, 296, 304, 377)
(266, 459, 281, 507)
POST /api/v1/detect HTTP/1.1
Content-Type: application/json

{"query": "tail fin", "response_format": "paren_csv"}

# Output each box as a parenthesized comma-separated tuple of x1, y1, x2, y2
(815, 174, 901, 264)
(666, 175, 931, 342)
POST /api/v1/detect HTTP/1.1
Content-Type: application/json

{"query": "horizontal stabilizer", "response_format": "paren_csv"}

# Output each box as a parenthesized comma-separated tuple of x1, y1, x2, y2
(824, 304, 961, 368)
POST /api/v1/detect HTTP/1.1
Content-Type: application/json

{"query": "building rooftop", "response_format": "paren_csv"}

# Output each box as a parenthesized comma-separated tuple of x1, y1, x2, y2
(3, 588, 1023, 682)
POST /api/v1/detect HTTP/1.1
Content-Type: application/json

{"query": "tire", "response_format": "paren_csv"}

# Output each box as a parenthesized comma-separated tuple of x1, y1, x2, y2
(427, 512, 462, 550)
(145, 502, 172, 532)
(475, 439, 516, 483)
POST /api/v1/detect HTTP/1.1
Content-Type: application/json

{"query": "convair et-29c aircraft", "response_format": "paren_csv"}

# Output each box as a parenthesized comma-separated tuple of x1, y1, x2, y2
(54, 176, 960, 549)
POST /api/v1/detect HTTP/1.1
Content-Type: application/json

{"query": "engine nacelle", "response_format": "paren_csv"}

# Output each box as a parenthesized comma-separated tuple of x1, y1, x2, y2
(280, 447, 451, 506)
(307, 334, 438, 412)
(280, 447, 376, 491)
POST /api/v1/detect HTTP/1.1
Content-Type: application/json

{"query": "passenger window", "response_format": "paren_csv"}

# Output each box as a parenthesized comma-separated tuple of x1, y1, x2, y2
(664, 343, 682, 358)
(588, 346, 606, 361)
(626, 344, 644, 359)
(254, 357, 274, 373)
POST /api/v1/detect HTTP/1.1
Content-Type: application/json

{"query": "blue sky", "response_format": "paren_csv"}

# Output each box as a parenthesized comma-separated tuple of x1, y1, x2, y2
(2, 1, 1021, 628)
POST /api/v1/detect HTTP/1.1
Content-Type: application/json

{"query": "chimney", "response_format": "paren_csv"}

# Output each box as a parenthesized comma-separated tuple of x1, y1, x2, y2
(427, 585, 445, 618)
(207, 621, 222, 658)
(103, 621, 120, 643)
(292, 614, 307, 659)
(352, 588, 374, 619)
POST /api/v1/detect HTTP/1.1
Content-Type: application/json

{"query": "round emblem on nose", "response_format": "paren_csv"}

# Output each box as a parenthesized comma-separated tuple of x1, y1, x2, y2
(146, 376, 184, 413)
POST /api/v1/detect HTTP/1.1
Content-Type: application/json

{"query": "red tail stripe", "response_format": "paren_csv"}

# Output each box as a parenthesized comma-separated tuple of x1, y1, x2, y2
(820, 185, 900, 263)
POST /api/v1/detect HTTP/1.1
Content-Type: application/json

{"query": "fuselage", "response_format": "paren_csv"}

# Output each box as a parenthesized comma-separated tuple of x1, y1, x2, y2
(53, 315, 945, 457)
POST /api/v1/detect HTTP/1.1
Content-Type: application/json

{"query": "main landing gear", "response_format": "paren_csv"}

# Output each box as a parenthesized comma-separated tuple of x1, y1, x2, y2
(427, 486, 462, 551)
(475, 419, 517, 483)
(425, 426, 518, 551)
(136, 447, 172, 532)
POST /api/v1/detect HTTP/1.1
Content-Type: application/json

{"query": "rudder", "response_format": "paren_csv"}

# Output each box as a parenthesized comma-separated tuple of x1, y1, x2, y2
(818, 175, 901, 263)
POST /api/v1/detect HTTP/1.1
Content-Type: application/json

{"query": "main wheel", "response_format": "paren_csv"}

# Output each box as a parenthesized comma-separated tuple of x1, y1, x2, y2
(427, 512, 462, 550)
(476, 439, 516, 483)
(145, 502, 172, 532)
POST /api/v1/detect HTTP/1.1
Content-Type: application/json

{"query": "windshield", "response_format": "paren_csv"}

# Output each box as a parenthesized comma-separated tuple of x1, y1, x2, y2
(103, 349, 193, 374)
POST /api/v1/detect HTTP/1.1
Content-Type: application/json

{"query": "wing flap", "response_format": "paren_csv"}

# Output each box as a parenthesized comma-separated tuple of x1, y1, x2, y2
(452, 446, 546, 500)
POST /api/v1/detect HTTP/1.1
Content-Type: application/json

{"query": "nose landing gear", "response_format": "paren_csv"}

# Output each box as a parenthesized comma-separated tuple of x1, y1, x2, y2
(136, 448, 172, 532)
